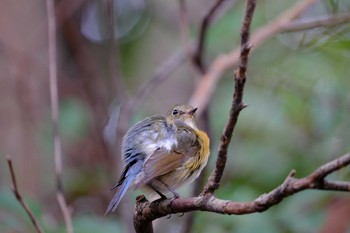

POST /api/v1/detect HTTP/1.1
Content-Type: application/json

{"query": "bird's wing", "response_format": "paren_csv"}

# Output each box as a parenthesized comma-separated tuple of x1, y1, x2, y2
(141, 125, 199, 185)
(142, 149, 183, 183)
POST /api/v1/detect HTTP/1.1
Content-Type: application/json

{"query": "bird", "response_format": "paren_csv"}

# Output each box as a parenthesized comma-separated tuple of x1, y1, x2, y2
(106, 104, 210, 213)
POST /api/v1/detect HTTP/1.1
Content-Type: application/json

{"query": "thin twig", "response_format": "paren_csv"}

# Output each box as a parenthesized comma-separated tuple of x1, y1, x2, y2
(192, 0, 227, 73)
(46, 0, 74, 232)
(189, 0, 317, 115)
(6, 156, 45, 233)
(134, 152, 350, 231)
(203, 0, 255, 195)
(282, 12, 350, 32)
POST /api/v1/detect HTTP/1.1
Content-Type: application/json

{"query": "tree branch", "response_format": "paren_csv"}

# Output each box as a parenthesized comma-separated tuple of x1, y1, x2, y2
(192, 0, 227, 73)
(46, 0, 74, 232)
(134, 152, 350, 228)
(203, 0, 255, 195)
(6, 156, 45, 233)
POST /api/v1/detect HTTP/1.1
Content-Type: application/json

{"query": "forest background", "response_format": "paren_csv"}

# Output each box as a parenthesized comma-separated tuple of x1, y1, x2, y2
(0, 0, 350, 232)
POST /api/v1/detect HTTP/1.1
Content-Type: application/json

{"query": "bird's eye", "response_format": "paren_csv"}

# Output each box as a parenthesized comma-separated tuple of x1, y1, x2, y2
(172, 108, 179, 115)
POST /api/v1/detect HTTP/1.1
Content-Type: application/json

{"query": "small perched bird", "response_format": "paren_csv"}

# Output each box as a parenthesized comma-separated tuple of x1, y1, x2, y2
(106, 104, 210, 213)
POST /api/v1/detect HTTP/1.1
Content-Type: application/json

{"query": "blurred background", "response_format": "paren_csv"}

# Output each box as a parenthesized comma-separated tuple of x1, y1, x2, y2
(1, 0, 350, 232)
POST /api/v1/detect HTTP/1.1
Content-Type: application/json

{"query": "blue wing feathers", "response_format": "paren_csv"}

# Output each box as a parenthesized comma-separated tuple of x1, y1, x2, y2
(106, 160, 143, 213)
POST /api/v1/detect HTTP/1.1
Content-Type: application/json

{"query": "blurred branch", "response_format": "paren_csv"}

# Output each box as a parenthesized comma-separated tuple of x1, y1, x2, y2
(134, 152, 350, 231)
(189, 0, 317, 115)
(59, 12, 110, 132)
(104, 0, 128, 104)
(178, 0, 190, 53)
(46, 0, 74, 233)
(128, 49, 188, 114)
(129, 0, 232, 114)
(55, 0, 86, 27)
(192, 0, 227, 73)
(282, 12, 350, 32)
(6, 156, 45, 233)
(203, 0, 254, 195)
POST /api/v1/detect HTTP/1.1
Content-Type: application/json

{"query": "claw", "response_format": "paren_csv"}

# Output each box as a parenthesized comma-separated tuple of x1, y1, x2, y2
(173, 192, 180, 199)
(177, 212, 185, 217)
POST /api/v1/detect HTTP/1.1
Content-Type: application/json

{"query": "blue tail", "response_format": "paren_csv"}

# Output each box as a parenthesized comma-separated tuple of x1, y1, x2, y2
(105, 160, 142, 214)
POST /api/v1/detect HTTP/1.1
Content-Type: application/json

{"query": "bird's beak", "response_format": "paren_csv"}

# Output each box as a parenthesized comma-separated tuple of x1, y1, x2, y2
(188, 108, 198, 116)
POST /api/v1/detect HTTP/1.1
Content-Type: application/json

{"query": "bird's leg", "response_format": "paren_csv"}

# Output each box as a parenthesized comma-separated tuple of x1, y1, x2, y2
(158, 180, 181, 198)
(149, 179, 181, 218)
(155, 180, 185, 217)
(148, 183, 167, 199)
(177, 212, 185, 217)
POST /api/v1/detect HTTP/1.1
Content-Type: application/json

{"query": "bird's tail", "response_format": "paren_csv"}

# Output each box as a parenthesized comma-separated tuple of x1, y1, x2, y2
(105, 160, 142, 214)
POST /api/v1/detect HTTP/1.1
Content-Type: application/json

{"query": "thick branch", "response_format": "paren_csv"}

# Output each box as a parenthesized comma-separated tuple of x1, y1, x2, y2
(46, 0, 74, 232)
(7, 156, 45, 233)
(134, 153, 350, 229)
(203, 0, 255, 195)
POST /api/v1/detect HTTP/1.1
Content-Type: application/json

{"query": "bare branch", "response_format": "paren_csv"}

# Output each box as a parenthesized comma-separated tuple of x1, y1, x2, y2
(203, 0, 255, 195)
(192, 0, 227, 73)
(189, 0, 317, 115)
(282, 12, 350, 32)
(46, 0, 74, 232)
(6, 156, 45, 233)
(255, 153, 350, 208)
(134, 153, 350, 226)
